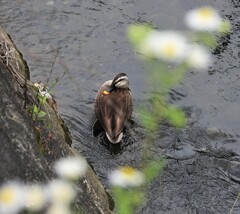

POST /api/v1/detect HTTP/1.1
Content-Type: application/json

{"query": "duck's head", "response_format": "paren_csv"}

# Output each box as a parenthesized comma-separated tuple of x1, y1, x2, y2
(107, 73, 129, 93)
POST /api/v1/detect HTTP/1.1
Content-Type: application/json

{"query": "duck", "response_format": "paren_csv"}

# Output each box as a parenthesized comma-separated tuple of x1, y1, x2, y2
(94, 73, 133, 143)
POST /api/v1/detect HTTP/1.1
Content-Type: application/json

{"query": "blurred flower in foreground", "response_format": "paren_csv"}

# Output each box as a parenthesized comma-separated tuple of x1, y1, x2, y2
(109, 166, 144, 188)
(186, 44, 211, 70)
(46, 203, 71, 214)
(185, 6, 222, 31)
(54, 156, 88, 181)
(25, 184, 47, 211)
(0, 182, 25, 214)
(141, 31, 189, 63)
(47, 180, 75, 205)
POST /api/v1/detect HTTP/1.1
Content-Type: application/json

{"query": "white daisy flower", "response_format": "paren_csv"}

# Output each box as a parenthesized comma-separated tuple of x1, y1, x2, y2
(185, 6, 222, 31)
(34, 82, 52, 99)
(54, 156, 88, 181)
(34, 82, 46, 92)
(108, 166, 144, 188)
(25, 184, 47, 211)
(141, 31, 189, 63)
(0, 182, 25, 214)
(186, 44, 211, 70)
(39, 91, 52, 99)
(47, 180, 75, 205)
(46, 203, 71, 214)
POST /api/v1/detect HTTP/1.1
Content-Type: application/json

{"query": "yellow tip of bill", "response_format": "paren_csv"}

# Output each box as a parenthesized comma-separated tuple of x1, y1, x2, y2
(103, 90, 110, 95)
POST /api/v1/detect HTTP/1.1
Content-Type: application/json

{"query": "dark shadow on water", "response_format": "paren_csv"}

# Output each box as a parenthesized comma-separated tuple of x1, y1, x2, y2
(92, 119, 103, 137)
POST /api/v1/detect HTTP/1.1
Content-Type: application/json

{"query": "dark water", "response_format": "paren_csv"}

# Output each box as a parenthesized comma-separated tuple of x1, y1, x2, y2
(1, 0, 240, 213)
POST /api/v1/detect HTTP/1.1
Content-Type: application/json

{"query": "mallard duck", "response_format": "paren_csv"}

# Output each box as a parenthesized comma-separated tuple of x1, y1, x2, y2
(94, 73, 133, 143)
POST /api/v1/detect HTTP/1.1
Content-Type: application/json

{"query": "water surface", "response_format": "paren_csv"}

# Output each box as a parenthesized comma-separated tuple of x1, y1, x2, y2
(1, 0, 240, 213)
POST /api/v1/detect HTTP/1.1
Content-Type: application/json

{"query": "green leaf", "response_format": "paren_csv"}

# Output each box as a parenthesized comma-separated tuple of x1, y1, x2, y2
(166, 106, 186, 128)
(37, 110, 47, 118)
(193, 32, 217, 48)
(127, 24, 153, 47)
(143, 159, 165, 183)
(138, 108, 157, 131)
(37, 94, 47, 104)
(218, 20, 231, 35)
(112, 187, 144, 214)
(33, 105, 39, 113)
(157, 69, 185, 89)
(148, 62, 186, 90)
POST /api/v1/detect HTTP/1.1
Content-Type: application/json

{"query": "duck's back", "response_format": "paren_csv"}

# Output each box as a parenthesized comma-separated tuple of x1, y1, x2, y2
(95, 82, 132, 142)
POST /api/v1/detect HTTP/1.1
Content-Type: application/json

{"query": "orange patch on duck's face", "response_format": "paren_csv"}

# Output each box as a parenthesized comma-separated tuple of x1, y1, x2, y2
(103, 90, 110, 95)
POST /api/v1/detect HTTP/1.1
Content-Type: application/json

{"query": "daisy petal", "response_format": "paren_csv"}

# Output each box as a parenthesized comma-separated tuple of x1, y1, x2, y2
(186, 44, 211, 70)
(109, 166, 144, 188)
(141, 31, 189, 63)
(0, 181, 25, 214)
(185, 6, 222, 31)
(54, 156, 88, 181)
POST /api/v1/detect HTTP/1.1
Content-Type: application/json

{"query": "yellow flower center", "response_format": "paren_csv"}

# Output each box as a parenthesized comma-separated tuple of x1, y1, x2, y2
(197, 8, 214, 21)
(163, 42, 177, 58)
(120, 166, 136, 178)
(0, 187, 15, 205)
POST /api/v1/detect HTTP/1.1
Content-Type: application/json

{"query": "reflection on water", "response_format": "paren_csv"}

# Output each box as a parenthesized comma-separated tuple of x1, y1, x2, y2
(1, 0, 240, 213)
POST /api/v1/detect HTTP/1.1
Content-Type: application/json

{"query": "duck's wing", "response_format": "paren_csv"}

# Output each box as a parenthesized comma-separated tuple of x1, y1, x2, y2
(113, 90, 133, 138)
(94, 80, 112, 132)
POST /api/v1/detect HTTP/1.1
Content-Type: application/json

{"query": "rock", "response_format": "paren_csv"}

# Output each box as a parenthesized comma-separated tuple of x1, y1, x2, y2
(0, 27, 113, 214)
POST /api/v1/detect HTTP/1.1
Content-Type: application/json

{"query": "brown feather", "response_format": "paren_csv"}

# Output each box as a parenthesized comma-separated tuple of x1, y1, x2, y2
(95, 81, 132, 142)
